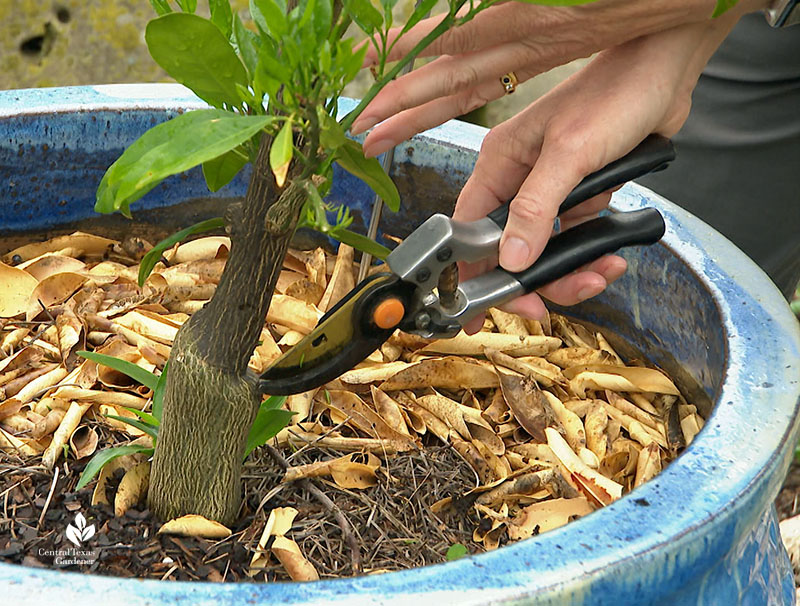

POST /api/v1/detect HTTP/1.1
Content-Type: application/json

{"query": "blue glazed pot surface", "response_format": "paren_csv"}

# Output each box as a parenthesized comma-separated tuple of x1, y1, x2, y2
(1, 85, 799, 606)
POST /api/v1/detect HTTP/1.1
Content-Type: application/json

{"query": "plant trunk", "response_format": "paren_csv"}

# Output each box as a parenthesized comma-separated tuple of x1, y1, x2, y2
(148, 135, 306, 525)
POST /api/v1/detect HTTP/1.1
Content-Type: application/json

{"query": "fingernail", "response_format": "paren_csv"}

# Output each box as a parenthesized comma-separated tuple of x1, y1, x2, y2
(499, 237, 530, 272)
(577, 282, 605, 302)
(606, 259, 627, 283)
(363, 138, 395, 159)
(350, 116, 378, 136)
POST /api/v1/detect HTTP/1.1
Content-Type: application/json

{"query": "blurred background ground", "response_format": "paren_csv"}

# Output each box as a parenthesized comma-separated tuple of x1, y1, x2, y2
(0, 0, 587, 126)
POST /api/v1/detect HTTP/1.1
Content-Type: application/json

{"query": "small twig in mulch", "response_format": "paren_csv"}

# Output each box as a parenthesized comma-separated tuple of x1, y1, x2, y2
(264, 443, 362, 574)
(37, 468, 59, 529)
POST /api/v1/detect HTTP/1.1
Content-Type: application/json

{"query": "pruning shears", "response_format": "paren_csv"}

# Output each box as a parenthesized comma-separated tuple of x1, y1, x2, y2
(258, 134, 675, 395)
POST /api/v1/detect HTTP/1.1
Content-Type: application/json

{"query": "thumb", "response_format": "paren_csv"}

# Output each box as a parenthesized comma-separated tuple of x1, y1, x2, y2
(498, 145, 586, 272)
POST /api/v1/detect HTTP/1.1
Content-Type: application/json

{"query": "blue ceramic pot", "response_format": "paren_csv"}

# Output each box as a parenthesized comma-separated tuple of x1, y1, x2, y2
(1, 85, 799, 606)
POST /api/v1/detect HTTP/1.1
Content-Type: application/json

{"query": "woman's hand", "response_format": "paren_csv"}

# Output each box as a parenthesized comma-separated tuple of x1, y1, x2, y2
(442, 14, 745, 330)
(349, 0, 727, 144)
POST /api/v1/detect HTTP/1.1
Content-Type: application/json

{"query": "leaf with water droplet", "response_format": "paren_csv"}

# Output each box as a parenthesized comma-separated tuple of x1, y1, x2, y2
(145, 13, 248, 109)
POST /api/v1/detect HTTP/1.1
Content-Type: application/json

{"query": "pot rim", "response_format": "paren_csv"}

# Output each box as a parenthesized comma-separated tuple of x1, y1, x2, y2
(1, 84, 798, 605)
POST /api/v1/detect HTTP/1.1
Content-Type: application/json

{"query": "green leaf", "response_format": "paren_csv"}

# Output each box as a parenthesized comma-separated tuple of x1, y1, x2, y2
(104, 414, 160, 441)
(149, 0, 173, 15)
(209, 0, 233, 37)
(311, 0, 333, 41)
(251, 0, 288, 38)
(712, 0, 739, 16)
(152, 361, 169, 422)
(270, 121, 294, 187)
(317, 106, 347, 149)
(232, 13, 260, 77)
(398, 0, 437, 36)
(445, 543, 468, 561)
(176, 0, 198, 11)
(295, 0, 317, 30)
(335, 140, 400, 211)
(256, 43, 292, 86)
(244, 396, 294, 458)
(318, 39, 332, 74)
(343, 0, 383, 34)
(337, 39, 369, 84)
(75, 445, 154, 490)
(145, 13, 248, 108)
(330, 227, 391, 260)
(380, 0, 398, 28)
(203, 148, 249, 192)
(96, 110, 272, 218)
(76, 351, 159, 390)
(122, 407, 160, 428)
(138, 217, 225, 286)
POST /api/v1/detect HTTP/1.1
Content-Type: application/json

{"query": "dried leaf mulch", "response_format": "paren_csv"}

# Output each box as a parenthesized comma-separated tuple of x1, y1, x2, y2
(1, 230, 705, 582)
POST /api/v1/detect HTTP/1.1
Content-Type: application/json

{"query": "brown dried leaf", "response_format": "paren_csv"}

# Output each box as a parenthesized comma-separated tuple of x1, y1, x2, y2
(26, 272, 87, 320)
(266, 295, 323, 334)
(584, 403, 609, 460)
(415, 393, 471, 440)
(0, 425, 40, 456)
(546, 347, 618, 369)
(497, 372, 553, 443)
(551, 314, 597, 349)
(69, 425, 99, 459)
(508, 497, 594, 540)
(339, 361, 412, 386)
(172, 237, 230, 264)
(370, 386, 411, 436)
(158, 514, 232, 539)
(546, 427, 622, 505)
(565, 365, 680, 396)
(41, 401, 90, 468)
(272, 535, 320, 581)
(0, 262, 39, 318)
(285, 279, 325, 306)
(114, 461, 151, 517)
(18, 253, 86, 281)
(634, 443, 662, 488)
(56, 309, 83, 361)
(488, 308, 529, 336)
(324, 390, 416, 450)
(318, 244, 354, 312)
(419, 333, 561, 357)
(3, 232, 115, 264)
(380, 357, 499, 391)
(284, 453, 381, 489)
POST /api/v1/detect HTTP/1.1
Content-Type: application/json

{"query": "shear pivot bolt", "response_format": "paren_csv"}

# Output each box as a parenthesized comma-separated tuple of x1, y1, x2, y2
(373, 298, 406, 330)
(436, 247, 452, 262)
(416, 268, 431, 283)
(415, 312, 431, 330)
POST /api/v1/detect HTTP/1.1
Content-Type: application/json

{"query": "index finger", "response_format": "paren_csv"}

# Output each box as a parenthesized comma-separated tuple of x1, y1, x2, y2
(452, 133, 541, 223)
(363, 2, 535, 67)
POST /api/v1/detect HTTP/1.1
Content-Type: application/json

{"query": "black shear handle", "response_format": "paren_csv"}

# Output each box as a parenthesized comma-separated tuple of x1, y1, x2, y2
(487, 134, 675, 228)
(507, 208, 665, 293)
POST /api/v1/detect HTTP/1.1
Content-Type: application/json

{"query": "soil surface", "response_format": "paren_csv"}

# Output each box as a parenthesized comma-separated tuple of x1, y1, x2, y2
(6, 450, 800, 583)
(0, 444, 480, 581)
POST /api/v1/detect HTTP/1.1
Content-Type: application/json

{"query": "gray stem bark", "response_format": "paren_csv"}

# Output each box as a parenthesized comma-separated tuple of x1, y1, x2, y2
(148, 134, 306, 525)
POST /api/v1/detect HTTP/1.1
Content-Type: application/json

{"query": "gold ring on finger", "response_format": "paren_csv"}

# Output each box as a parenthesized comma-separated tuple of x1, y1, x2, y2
(500, 72, 518, 95)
